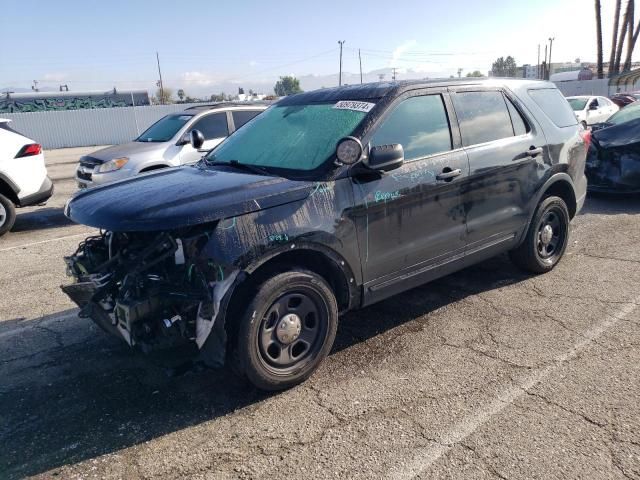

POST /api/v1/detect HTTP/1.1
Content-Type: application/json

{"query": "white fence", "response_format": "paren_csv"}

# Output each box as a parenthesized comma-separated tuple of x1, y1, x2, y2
(553, 78, 640, 97)
(1, 103, 205, 149)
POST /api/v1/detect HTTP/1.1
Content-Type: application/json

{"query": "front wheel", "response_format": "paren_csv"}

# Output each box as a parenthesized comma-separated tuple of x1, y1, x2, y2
(0, 194, 16, 237)
(509, 196, 570, 274)
(233, 269, 338, 391)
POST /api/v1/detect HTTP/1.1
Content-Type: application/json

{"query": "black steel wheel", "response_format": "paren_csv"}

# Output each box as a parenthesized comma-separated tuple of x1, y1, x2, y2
(509, 195, 570, 273)
(234, 269, 338, 390)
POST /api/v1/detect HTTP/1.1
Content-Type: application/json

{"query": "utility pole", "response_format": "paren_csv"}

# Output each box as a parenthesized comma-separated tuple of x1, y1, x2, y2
(547, 37, 555, 80)
(31, 80, 39, 92)
(156, 51, 164, 104)
(537, 44, 541, 79)
(392, 67, 398, 81)
(543, 44, 548, 80)
(338, 40, 345, 86)
(457, 68, 463, 78)
(359, 48, 363, 84)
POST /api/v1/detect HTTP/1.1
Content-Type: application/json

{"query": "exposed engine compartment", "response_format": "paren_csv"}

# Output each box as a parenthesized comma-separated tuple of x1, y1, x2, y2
(62, 231, 211, 352)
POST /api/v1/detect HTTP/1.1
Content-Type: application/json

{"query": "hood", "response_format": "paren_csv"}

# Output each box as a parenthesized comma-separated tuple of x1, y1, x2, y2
(86, 141, 169, 162)
(592, 117, 640, 149)
(65, 166, 314, 232)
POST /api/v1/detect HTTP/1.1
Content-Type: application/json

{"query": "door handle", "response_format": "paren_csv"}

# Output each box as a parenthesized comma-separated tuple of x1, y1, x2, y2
(436, 168, 462, 181)
(525, 147, 543, 157)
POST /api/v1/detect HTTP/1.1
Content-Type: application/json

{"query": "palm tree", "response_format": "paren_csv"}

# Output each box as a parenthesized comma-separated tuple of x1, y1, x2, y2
(595, 0, 604, 78)
(609, 0, 622, 75)
(623, 1, 639, 71)
(614, 0, 632, 74)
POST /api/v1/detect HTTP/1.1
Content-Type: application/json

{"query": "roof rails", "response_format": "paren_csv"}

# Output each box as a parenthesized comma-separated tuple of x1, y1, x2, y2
(184, 101, 272, 111)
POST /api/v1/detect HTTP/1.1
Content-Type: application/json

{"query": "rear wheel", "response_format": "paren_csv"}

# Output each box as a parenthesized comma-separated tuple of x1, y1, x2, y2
(0, 194, 16, 237)
(233, 269, 338, 391)
(509, 195, 570, 273)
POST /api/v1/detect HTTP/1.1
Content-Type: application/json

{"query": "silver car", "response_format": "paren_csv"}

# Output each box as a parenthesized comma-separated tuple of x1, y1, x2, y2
(76, 103, 267, 188)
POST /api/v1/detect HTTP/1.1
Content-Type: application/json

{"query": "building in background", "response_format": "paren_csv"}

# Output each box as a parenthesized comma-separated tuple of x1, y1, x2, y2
(0, 89, 150, 113)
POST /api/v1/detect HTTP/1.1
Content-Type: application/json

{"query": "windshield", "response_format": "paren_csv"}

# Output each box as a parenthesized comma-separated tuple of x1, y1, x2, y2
(607, 102, 640, 125)
(204, 102, 370, 171)
(136, 114, 193, 142)
(567, 98, 588, 111)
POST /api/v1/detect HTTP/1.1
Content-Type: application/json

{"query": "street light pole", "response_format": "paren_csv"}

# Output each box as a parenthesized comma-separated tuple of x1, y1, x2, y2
(547, 37, 555, 80)
(338, 40, 345, 86)
(156, 51, 164, 104)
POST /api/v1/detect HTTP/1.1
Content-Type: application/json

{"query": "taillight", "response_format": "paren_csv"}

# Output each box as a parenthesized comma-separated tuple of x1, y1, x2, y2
(15, 143, 42, 158)
(579, 129, 591, 150)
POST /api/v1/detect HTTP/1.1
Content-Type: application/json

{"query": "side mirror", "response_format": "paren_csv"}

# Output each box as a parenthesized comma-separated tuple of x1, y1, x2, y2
(190, 129, 205, 149)
(364, 144, 404, 172)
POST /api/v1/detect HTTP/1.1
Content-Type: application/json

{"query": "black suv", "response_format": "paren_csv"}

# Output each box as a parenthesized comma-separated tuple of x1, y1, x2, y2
(62, 79, 588, 390)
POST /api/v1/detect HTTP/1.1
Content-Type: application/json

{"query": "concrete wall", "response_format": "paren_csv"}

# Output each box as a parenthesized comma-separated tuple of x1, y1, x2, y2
(1, 103, 205, 149)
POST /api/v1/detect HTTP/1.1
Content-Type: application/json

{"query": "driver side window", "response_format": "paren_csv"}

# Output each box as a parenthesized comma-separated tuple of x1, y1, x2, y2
(371, 95, 452, 161)
(589, 98, 599, 109)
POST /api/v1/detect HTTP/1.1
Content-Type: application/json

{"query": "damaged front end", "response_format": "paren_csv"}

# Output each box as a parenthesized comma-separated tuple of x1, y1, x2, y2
(62, 229, 237, 360)
(586, 117, 640, 193)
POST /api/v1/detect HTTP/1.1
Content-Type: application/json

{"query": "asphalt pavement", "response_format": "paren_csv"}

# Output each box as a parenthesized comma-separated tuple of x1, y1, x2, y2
(1, 148, 639, 479)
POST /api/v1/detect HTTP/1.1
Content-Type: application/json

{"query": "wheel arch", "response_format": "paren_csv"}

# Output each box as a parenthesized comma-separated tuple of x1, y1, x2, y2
(517, 173, 577, 247)
(241, 243, 359, 314)
(0, 175, 20, 205)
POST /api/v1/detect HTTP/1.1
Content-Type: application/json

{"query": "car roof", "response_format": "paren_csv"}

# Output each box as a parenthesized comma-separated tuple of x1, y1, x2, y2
(278, 78, 556, 106)
(0, 118, 10, 123)
(566, 95, 591, 99)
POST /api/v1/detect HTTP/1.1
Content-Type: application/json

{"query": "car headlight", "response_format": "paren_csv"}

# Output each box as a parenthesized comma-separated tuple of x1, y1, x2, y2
(96, 157, 129, 173)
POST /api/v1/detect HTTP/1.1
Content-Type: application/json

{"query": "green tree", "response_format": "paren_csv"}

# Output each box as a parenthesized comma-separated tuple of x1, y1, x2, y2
(274, 76, 302, 96)
(177, 89, 185, 102)
(466, 70, 484, 77)
(491, 56, 517, 77)
(154, 87, 173, 104)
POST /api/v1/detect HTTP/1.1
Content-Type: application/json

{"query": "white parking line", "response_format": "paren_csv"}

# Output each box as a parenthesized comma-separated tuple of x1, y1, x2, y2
(0, 232, 90, 253)
(388, 296, 640, 480)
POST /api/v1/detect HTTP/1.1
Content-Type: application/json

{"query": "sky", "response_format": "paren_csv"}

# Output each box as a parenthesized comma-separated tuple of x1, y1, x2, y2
(0, 0, 636, 96)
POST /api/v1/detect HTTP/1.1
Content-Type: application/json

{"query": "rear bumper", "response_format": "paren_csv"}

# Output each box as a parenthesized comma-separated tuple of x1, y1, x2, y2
(17, 176, 54, 207)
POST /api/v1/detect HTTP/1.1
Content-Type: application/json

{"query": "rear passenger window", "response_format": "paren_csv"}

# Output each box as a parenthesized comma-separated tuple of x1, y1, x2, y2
(452, 91, 514, 146)
(233, 110, 261, 130)
(371, 95, 452, 161)
(191, 113, 229, 139)
(528, 88, 578, 127)
(505, 97, 529, 136)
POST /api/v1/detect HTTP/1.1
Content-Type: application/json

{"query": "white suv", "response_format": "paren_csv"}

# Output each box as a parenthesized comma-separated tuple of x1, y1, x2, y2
(76, 103, 268, 188)
(0, 119, 53, 236)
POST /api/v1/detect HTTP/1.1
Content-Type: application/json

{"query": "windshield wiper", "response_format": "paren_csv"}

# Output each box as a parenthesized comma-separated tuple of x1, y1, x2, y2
(208, 159, 272, 176)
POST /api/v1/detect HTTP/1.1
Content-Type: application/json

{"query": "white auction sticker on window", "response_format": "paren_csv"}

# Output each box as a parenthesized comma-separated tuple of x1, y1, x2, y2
(333, 100, 375, 113)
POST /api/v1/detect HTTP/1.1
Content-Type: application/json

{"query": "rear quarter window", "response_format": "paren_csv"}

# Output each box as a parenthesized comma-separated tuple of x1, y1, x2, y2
(232, 110, 262, 130)
(527, 88, 578, 128)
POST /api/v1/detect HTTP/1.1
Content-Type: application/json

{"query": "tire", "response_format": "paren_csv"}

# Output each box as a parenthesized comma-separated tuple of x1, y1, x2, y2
(509, 196, 570, 274)
(233, 269, 338, 391)
(0, 194, 16, 237)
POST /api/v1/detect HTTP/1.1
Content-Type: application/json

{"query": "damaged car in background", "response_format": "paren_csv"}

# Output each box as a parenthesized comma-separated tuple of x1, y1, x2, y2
(586, 101, 640, 193)
(62, 78, 588, 391)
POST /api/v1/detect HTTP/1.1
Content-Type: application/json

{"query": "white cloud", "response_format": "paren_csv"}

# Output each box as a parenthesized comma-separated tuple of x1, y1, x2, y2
(43, 72, 67, 82)
(249, 60, 258, 67)
(181, 71, 217, 86)
(390, 40, 418, 66)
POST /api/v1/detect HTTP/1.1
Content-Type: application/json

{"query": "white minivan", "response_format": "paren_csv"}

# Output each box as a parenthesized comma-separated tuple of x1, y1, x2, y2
(0, 119, 53, 236)
(76, 103, 268, 188)
(566, 95, 619, 127)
